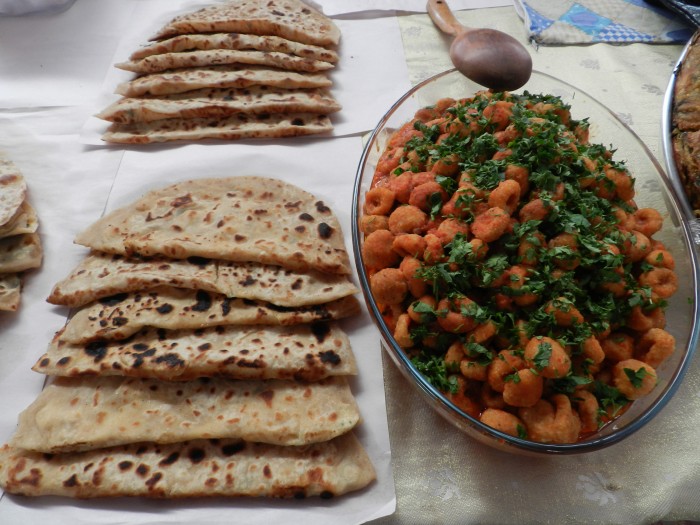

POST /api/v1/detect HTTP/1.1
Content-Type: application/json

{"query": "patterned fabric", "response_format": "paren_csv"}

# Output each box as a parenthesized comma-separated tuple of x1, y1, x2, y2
(514, 0, 693, 44)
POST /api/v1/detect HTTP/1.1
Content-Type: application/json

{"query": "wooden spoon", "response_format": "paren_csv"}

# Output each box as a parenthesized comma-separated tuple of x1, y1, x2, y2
(427, 0, 532, 91)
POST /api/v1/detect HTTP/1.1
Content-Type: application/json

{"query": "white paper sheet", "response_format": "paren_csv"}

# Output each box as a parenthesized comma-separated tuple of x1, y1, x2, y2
(0, 104, 125, 442)
(80, 1, 412, 143)
(0, 1, 138, 108)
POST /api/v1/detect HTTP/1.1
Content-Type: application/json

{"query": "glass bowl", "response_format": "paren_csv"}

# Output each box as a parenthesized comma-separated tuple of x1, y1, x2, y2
(351, 68, 700, 455)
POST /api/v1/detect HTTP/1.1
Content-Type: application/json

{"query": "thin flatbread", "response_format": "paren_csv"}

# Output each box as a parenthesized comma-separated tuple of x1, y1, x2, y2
(102, 112, 333, 144)
(10, 375, 360, 452)
(34, 321, 357, 381)
(115, 66, 332, 97)
(74, 177, 352, 275)
(59, 287, 360, 343)
(0, 201, 38, 239)
(0, 432, 375, 498)
(0, 233, 42, 273)
(0, 273, 20, 312)
(117, 49, 333, 75)
(97, 87, 341, 124)
(47, 252, 357, 308)
(0, 157, 27, 226)
(130, 32, 339, 63)
(151, 0, 341, 47)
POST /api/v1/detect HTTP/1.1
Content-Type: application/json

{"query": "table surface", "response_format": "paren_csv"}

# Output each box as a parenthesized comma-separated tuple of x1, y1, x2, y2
(1, 1, 699, 524)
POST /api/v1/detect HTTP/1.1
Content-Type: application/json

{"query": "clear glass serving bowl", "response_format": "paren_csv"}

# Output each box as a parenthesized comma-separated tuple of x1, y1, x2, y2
(351, 68, 700, 455)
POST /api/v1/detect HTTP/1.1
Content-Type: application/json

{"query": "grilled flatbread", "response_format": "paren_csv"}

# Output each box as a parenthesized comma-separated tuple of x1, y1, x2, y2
(0, 157, 27, 227)
(130, 32, 339, 63)
(102, 112, 332, 144)
(0, 202, 38, 239)
(151, 0, 340, 47)
(59, 287, 360, 344)
(0, 273, 21, 312)
(0, 232, 42, 273)
(48, 252, 357, 308)
(74, 177, 352, 275)
(115, 66, 332, 97)
(11, 375, 360, 452)
(117, 49, 333, 75)
(0, 432, 375, 498)
(97, 87, 340, 124)
(35, 321, 357, 381)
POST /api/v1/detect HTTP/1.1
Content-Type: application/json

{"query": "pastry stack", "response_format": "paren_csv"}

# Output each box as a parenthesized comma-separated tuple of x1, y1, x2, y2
(672, 30, 700, 214)
(0, 176, 376, 499)
(97, 0, 342, 144)
(0, 155, 42, 312)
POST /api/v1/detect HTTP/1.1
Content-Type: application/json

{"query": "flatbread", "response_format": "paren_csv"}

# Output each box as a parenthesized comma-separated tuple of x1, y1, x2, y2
(0, 201, 38, 239)
(74, 177, 352, 275)
(151, 0, 341, 47)
(117, 49, 334, 75)
(0, 432, 375, 498)
(0, 232, 43, 273)
(0, 273, 21, 312)
(10, 375, 360, 452)
(0, 157, 27, 226)
(34, 321, 357, 381)
(115, 66, 332, 97)
(97, 87, 341, 124)
(47, 252, 357, 308)
(129, 32, 339, 63)
(59, 287, 360, 343)
(102, 112, 333, 144)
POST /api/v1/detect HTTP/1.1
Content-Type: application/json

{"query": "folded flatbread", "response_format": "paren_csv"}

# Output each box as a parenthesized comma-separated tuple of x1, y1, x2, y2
(74, 177, 352, 275)
(0, 202, 38, 239)
(102, 112, 332, 144)
(0, 157, 27, 226)
(115, 66, 332, 97)
(0, 273, 20, 312)
(117, 49, 333, 75)
(0, 432, 375, 498)
(11, 375, 360, 452)
(59, 287, 360, 343)
(130, 32, 338, 63)
(0, 232, 42, 273)
(97, 87, 340, 124)
(48, 252, 357, 308)
(34, 321, 357, 381)
(151, 0, 341, 47)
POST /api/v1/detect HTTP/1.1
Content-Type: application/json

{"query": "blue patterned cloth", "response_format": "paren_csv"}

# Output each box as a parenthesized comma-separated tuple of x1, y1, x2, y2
(515, 0, 694, 44)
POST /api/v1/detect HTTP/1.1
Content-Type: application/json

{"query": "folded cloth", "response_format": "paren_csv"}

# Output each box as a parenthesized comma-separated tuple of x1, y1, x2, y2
(514, 0, 693, 45)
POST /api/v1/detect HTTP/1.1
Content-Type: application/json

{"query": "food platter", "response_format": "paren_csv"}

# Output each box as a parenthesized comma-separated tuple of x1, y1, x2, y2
(662, 30, 700, 224)
(352, 68, 700, 454)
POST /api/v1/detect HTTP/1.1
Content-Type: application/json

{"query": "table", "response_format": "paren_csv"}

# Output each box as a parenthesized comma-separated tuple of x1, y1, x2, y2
(1, 2, 699, 524)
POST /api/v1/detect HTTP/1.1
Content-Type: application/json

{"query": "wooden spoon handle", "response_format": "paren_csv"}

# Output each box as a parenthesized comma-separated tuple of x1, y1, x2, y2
(427, 0, 466, 37)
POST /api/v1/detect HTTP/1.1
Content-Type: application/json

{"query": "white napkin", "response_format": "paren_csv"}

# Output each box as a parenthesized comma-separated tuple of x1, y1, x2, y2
(0, 0, 75, 15)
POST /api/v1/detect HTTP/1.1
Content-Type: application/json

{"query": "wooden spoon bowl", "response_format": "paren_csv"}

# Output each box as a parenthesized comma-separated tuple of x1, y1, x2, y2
(427, 0, 532, 91)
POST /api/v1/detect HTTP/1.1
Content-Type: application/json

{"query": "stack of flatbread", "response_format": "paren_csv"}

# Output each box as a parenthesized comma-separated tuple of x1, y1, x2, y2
(0, 176, 376, 499)
(97, 0, 342, 144)
(0, 155, 42, 312)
